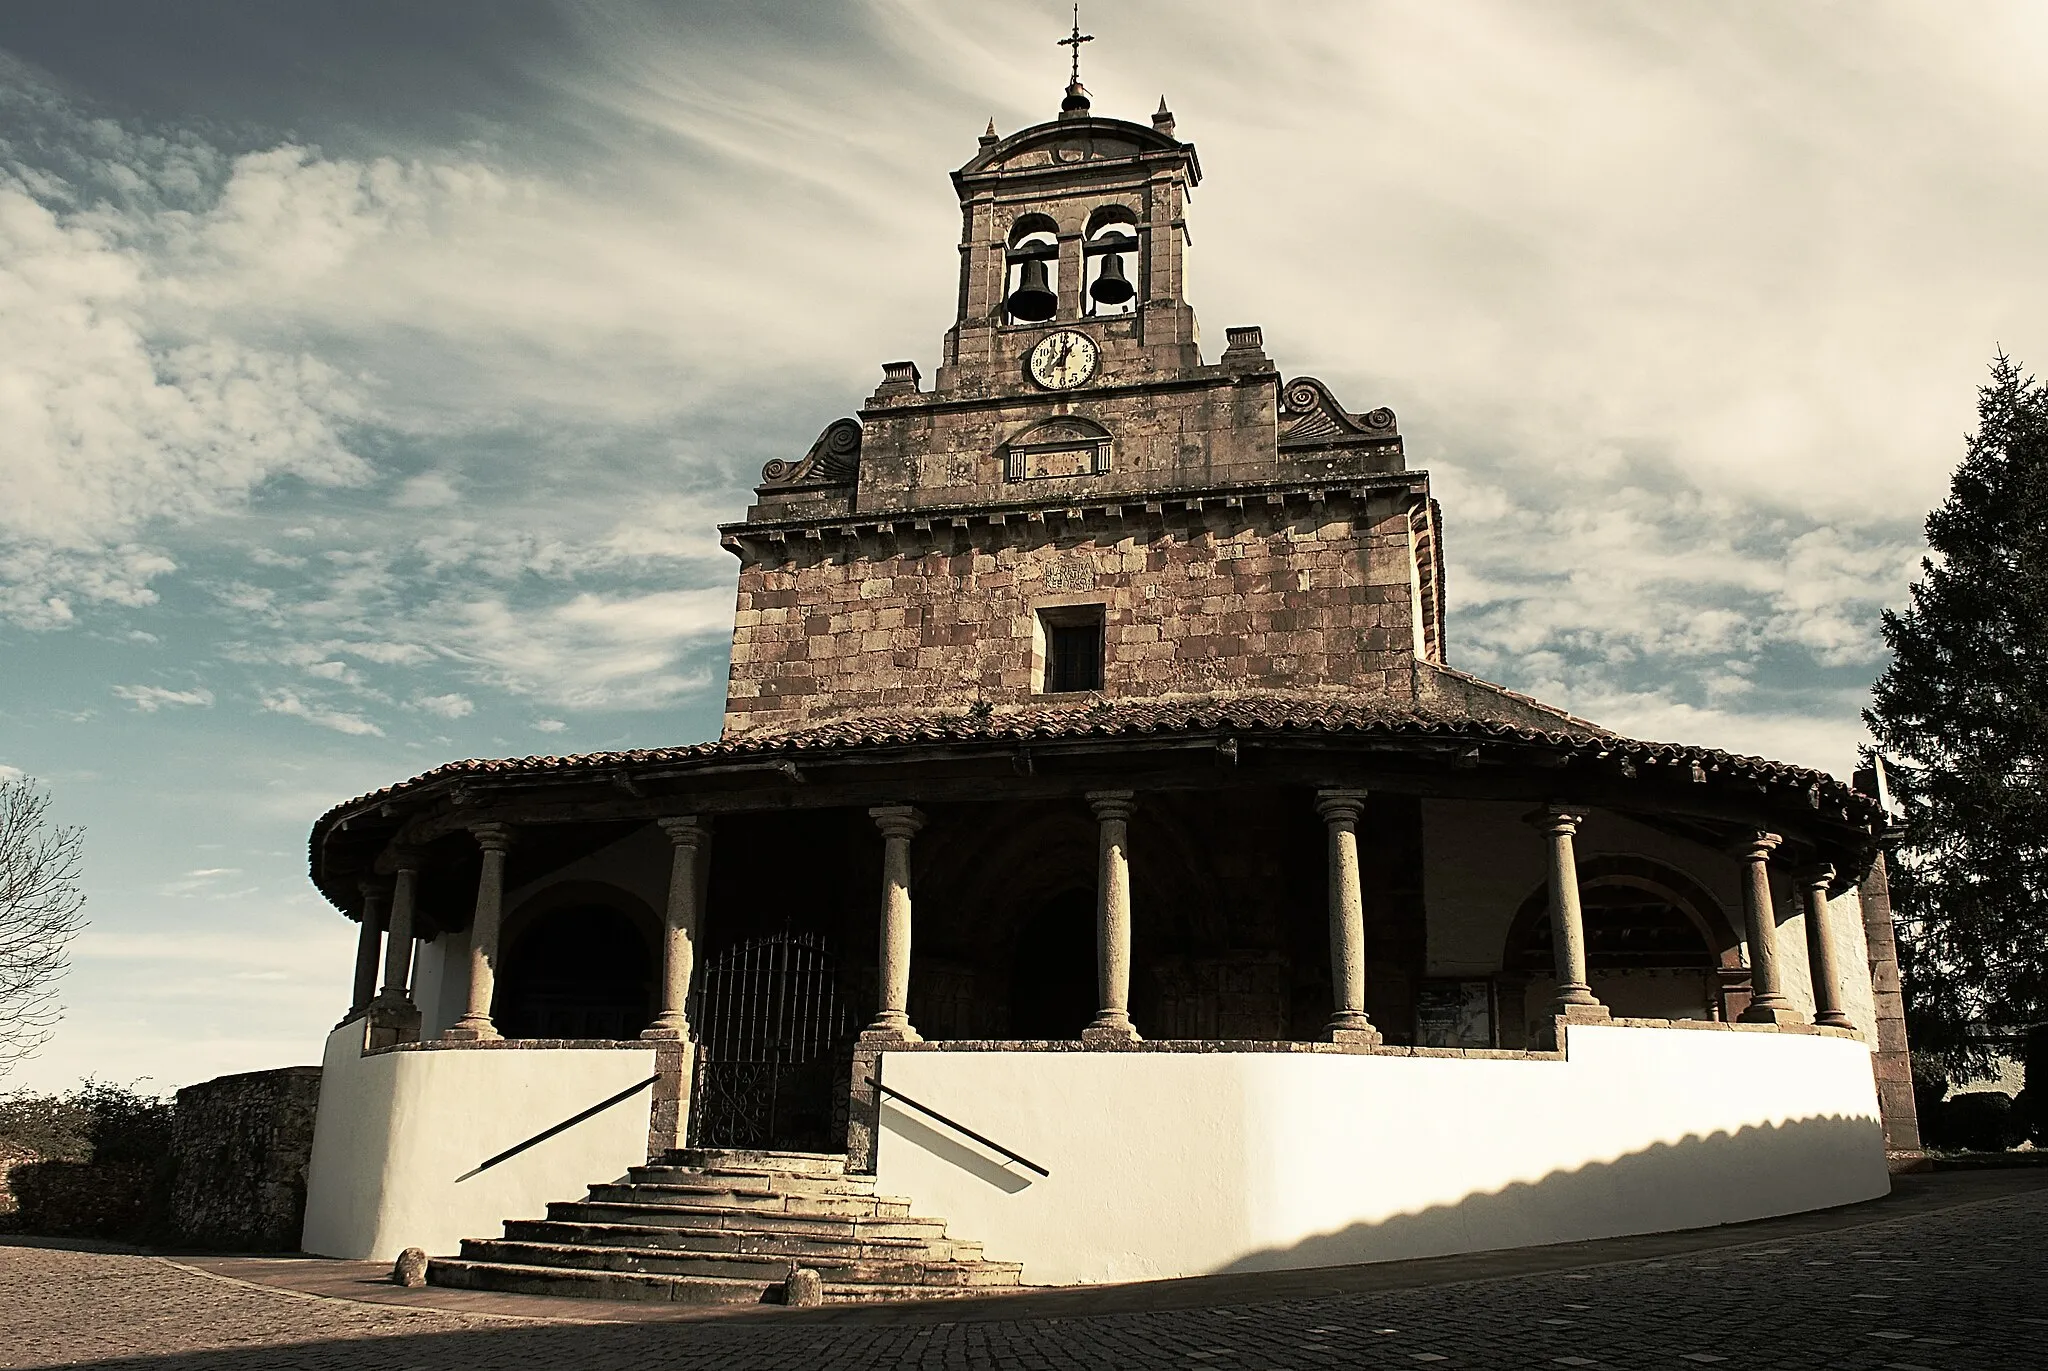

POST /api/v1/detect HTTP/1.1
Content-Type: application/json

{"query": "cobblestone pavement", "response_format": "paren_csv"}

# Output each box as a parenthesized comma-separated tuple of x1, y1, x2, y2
(4, 1185, 2045, 1370)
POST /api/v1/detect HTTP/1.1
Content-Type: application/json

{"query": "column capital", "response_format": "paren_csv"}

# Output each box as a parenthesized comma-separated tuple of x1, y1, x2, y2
(1525, 805, 1587, 836)
(385, 844, 424, 873)
(469, 822, 516, 853)
(1800, 862, 1837, 893)
(1730, 830, 1782, 862)
(869, 804, 925, 840)
(658, 815, 710, 848)
(1314, 789, 1368, 824)
(1086, 789, 1136, 822)
(357, 878, 388, 905)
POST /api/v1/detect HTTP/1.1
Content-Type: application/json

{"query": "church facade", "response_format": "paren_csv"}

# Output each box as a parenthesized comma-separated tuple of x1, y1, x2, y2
(299, 72, 1917, 1301)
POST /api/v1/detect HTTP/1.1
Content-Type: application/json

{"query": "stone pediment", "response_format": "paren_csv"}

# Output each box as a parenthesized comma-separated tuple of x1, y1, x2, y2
(1002, 416, 1113, 482)
(1278, 378, 1399, 451)
(954, 115, 1198, 190)
(759, 418, 861, 492)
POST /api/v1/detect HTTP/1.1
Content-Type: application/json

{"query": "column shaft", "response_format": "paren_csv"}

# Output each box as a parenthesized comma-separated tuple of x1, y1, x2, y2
(1530, 807, 1608, 1024)
(645, 817, 709, 1040)
(1084, 791, 1140, 1045)
(864, 806, 924, 1042)
(350, 884, 385, 1014)
(379, 865, 417, 1001)
(446, 824, 514, 1042)
(1802, 864, 1854, 1029)
(1736, 832, 1802, 1025)
(1316, 790, 1379, 1044)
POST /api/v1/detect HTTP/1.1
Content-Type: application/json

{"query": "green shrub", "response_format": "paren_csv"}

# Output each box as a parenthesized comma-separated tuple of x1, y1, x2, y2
(1941, 1091, 2029, 1152)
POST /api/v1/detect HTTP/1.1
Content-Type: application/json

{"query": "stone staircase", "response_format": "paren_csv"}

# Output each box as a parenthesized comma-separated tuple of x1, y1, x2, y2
(428, 1148, 1024, 1305)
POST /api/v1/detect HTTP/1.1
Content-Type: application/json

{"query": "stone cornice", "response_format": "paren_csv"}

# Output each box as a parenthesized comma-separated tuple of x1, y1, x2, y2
(720, 472, 1432, 559)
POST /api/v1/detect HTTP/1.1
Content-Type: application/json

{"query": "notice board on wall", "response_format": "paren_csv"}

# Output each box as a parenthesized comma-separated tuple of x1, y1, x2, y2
(1415, 979, 1494, 1049)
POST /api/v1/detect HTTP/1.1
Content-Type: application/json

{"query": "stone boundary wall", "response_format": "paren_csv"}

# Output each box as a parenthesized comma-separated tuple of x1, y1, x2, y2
(171, 1066, 322, 1251)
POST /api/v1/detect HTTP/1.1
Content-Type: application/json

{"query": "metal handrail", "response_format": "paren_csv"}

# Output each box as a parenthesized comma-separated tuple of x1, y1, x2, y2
(456, 1074, 659, 1182)
(866, 1076, 1050, 1178)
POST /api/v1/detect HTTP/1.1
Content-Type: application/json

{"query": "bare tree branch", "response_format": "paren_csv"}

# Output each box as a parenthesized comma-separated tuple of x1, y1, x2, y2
(0, 776, 88, 1080)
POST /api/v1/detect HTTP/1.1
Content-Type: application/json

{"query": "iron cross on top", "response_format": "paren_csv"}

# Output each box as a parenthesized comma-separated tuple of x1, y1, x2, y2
(1059, 5, 1094, 82)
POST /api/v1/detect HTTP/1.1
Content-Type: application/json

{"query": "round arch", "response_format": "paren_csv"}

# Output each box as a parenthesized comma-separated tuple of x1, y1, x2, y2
(1501, 854, 1743, 975)
(494, 880, 661, 1040)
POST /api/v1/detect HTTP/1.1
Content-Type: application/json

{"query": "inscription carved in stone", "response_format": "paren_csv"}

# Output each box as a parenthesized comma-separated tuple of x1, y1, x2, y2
(1044, 554, 1097, 592)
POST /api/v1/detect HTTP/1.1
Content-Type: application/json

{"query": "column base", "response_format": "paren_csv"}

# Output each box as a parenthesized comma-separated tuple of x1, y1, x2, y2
(859, 1020, 922, 1045)
(1081, 1015, 1141, 1049)
(1325, 1012, 1382, 1046)
(1738, 1002, 1808, 1027)
(1327, 1026, 1383, 1047)
(1813, 1009, 1855, 1030)
(640, 1014, 691, 1042)
(1554, 1001, 1612, 1025)
(441, 1014, 502, 1042)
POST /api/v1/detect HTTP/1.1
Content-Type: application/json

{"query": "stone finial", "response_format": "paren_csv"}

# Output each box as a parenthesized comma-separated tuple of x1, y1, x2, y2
(875, 360, 922, 396)
(980, 117, 999, 147)
(1152, 96, 1175, 134)
(391, 1247, 428, 1287)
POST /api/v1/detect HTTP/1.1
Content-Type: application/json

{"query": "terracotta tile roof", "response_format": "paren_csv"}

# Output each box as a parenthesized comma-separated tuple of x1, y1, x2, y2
(310, 685, 1879, 835)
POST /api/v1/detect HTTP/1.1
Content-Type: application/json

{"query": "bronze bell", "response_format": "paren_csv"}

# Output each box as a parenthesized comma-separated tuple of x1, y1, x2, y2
(1006, 257, 1058, 321)
(1089, 246, 1135, 305)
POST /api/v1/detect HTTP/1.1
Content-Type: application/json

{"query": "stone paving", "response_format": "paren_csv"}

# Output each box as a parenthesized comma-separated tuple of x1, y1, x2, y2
(4, 1181, 2045, 1370)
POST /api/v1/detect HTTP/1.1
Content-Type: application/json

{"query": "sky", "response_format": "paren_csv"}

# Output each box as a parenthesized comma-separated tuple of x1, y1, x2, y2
(2, 1, 2045, 1096)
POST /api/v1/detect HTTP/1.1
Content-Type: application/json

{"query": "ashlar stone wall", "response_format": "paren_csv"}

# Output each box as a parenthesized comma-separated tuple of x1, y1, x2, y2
(724, 484, 1430, 735)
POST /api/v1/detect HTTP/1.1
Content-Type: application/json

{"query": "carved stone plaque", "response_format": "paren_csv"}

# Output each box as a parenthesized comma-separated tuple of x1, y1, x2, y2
(1044, 554, 1097, 592)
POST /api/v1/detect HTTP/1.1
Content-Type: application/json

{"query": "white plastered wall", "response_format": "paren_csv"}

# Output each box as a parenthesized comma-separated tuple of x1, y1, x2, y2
(301, 1022, 656, 1260)
(875, 1025, 1886, 1286)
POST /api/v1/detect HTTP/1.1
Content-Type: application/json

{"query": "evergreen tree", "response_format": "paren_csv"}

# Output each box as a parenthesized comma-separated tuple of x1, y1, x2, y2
(1867, 354, 2048, 1077)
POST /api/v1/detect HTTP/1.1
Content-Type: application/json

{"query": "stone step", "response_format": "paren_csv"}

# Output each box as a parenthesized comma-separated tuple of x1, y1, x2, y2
(585, 1181, 910, 1217)
(626, 1166, 879, 1198)
(503, 1218, 987, 1263)
(428, 1258, 773, 1306)
(459, 1239, 1022, 1288)
(660, 1148, 846, 1177)
(548, 1200, 948, 1242)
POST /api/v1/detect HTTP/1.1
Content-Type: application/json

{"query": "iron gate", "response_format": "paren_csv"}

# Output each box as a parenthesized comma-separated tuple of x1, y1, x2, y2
(686, 931, 856, 1152)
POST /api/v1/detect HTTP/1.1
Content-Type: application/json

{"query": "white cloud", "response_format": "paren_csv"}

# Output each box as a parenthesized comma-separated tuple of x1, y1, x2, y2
(414, 692, 474, 719)
(260, 689, 384, 737)
(392, 472, 460, 508)
(425, 588, 731, 710)
(532, 718, 568, 734)
(111, 684, 214, 712)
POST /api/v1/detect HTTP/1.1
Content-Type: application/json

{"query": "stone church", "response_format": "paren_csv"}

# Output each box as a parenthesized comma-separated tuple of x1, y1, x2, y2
(299, 56, 1918, 1302)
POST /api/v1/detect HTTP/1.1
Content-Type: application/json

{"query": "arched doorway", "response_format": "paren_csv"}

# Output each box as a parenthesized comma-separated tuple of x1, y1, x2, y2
(494, 901, 656, 1040)
(1501, 856, 1745, 1035)
(1009, 889, 1098, 1040)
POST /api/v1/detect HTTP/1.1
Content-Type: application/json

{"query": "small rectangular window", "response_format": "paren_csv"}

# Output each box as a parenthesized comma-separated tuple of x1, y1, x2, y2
(1039, 607, 1105, 693)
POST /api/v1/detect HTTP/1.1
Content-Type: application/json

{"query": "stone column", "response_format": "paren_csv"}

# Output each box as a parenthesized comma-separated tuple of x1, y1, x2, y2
(365, 853, 422, 1047)
(1801, 864, 1855, 1029)
(863, 806, 924, 1042)
(378, 859, 418, 1003)
(644, 817, 710, 1041)
(1530, 807, 1609, 1023)
(1735, 831, 1803, 1025)
(350, 882, 385, 1015)
(445, 823, 514, 1042)
(1083, 790, 1141, 1046)
(1315, 790, 1381, 1045)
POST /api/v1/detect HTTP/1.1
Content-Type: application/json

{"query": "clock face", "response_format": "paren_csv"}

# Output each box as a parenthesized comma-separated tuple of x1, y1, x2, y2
(1027, 330, 1099, 390)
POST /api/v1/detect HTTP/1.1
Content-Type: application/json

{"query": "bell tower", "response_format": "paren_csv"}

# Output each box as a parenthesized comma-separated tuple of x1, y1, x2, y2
(937, 45, 1202, 396)
(719, 24, 1437, 739)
